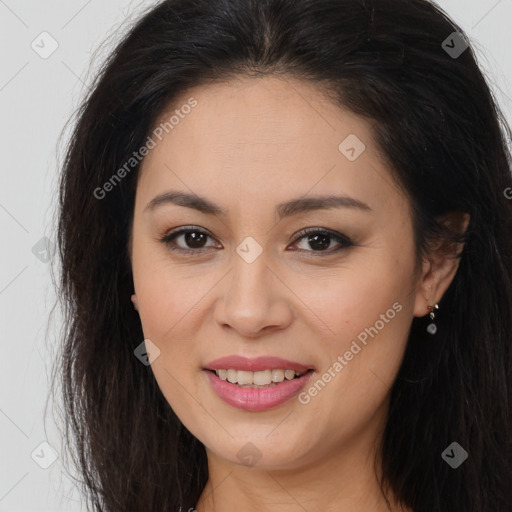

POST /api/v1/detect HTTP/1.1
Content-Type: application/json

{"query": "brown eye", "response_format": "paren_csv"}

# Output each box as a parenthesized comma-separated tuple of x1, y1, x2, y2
(160, 227, 219, 254)
(289, 228, 354, 255)
(181, 231, 208, 249)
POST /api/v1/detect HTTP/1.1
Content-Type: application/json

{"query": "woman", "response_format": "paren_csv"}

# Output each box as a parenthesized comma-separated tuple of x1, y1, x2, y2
(53, 0, 512, 511)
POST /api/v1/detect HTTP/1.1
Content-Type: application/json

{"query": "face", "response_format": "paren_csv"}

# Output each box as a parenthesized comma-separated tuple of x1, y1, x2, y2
(130, 75, 426, 470)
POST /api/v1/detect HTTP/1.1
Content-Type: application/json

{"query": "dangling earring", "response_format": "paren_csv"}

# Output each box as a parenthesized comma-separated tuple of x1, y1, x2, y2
(426, 303, 439, 335)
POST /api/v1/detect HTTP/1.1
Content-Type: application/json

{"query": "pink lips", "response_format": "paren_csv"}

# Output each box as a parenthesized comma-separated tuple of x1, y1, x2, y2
(204, 355, 312, 373)
(203, 355, 314, 411)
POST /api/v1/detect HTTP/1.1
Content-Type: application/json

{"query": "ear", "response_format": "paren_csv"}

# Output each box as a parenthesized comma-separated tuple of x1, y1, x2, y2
(413, 211, 470, 318)
(131, 293, 139, 312)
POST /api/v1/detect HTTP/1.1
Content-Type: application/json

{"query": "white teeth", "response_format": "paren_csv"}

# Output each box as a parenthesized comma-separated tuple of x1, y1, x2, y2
(213, 368, 305, 386)
(237, 370, 253, 385)
(254, 370, 272, 385)
(284, 369, 296, 380)
(272, 369, 285, 382)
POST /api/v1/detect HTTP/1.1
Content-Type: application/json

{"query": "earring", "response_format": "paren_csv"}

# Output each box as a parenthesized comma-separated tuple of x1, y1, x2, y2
(426, 303, 439, 335)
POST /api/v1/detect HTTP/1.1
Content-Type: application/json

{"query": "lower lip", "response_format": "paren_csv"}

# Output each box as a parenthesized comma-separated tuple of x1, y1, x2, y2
(203, 370, 314, 411)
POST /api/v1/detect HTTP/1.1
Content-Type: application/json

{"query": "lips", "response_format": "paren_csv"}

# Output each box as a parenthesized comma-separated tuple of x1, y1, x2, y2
(203, 355, 313, 373)
(204, 368, 315, 411)
(202, 355, 315, 410)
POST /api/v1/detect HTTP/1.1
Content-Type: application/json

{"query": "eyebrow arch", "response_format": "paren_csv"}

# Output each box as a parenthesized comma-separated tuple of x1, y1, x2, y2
(144, 190, 373, 218)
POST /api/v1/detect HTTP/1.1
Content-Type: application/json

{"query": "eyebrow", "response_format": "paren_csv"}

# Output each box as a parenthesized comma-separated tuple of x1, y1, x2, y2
(144, 190, 373, 219)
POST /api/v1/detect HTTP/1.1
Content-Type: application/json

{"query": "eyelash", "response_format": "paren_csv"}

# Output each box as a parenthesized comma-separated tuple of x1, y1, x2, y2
(159, 226, 354, 257)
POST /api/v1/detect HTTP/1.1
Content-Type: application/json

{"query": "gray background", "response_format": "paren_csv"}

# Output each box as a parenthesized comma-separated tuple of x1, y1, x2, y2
(0, 0, 511, 510)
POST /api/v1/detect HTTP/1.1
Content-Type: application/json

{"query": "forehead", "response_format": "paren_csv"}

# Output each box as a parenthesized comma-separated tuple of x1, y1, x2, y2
(136, 75, 407, 222)
(146, 75, 374, 166)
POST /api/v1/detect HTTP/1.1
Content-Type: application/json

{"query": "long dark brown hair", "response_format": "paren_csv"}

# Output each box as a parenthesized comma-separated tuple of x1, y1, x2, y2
(50, 0, 512, 510)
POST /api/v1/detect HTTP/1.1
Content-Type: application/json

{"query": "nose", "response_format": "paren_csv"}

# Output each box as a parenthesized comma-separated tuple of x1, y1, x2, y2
(213, 248, 294, 338)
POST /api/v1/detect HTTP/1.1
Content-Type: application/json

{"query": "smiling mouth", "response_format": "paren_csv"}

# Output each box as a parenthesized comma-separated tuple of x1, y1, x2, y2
(206, 368, 314, 388)
(203, 366, 316, 411)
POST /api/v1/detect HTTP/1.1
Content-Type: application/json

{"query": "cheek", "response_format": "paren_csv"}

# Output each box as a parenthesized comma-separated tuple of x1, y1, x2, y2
(132, 257, 205, 418)
(131, 239, 209, 339)
(135, 279, 207, 386)
(136, 276, 196, 340)
(295, 251, 414, 400)
(298, 281, 412, 443)
(295, 258, 411, 343)
(130, 246, 202, 390)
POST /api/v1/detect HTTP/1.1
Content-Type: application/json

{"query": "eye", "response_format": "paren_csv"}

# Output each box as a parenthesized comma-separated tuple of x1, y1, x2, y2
(160, 226, 219, 254)
(289, 228, 354, 255)
(159, 226, 354, 256)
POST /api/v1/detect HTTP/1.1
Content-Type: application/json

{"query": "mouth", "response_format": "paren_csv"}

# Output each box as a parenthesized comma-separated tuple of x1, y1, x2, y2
(205, 368, 313, 388)
(202, 356, 315, 410)
(203, 355, 314, 374)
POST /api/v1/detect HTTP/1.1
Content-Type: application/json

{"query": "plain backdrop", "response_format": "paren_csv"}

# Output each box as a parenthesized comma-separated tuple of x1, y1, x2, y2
(0, 0, 511, 510)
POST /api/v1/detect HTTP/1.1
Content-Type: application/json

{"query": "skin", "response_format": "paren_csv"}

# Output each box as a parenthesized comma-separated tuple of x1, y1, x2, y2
(129, 76, 469, 512)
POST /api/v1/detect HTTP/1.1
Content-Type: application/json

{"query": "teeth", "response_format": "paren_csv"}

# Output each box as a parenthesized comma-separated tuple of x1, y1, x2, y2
(237, 370, 254, 385)
(272, 369, 285, 382)
(214, 368, 305, 386)
(284, 369, 296, 380)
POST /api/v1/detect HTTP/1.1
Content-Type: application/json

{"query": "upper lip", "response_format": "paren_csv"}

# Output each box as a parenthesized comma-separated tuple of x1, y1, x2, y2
(203, 355, 313, 373)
